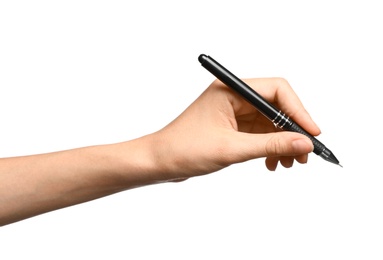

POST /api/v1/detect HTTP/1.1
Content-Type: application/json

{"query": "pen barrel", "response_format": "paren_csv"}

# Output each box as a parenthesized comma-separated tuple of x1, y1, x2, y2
(199, 55, 280, 120)
(199, 54, 340, 165)
(283, 120, 325, 155)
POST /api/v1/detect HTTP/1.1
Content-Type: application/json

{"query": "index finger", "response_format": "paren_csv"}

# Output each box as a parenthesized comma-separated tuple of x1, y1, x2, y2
(243, 78, 321, 136)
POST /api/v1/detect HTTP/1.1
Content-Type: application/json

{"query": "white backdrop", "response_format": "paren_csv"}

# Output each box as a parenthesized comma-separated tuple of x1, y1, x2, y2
(1, 1, 382, 259)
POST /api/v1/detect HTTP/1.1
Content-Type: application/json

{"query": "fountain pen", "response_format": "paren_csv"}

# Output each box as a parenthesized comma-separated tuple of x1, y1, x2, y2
(198, 54, 341, 166)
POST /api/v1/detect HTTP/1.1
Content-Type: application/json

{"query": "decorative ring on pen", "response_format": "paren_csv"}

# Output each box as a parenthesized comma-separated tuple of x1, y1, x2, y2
(272, 111, 290, 129)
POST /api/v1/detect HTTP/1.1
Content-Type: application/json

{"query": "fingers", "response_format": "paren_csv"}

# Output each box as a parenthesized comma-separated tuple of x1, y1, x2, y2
(265, 154, 308, 171)
(226, 131, 313, 169)
(250, 131, 313, 158)
(265, 156, 280, 171)
(241, 78, 321, 136)
(167, 78, 320, 175)
(231, 78, 319, 171)
(262, 134, 312, 171)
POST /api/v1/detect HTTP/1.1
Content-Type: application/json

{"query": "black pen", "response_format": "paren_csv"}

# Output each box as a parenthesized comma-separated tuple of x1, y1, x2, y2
(198, 54, 341, 167)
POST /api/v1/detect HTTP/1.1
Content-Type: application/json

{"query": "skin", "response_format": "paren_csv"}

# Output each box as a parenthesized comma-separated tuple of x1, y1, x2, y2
(0, 78, 320, 226)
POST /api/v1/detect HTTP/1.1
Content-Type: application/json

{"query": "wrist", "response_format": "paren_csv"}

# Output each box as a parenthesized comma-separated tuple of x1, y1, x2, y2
(114, 133, 173, 188)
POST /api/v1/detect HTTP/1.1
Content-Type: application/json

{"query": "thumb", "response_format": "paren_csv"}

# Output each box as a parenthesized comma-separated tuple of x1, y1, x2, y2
(230, 131, 314, 162)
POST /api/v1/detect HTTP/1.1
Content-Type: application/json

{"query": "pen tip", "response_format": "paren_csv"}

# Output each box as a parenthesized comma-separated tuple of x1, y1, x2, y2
(338, 163, 343, 168)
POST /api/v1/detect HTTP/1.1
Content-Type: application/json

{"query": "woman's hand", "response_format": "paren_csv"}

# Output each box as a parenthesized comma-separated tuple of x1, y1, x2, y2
(151, 78, 320, 180)
(0, 77, 320, 226)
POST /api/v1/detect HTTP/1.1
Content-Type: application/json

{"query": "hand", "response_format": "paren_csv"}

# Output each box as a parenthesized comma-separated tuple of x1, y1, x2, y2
(151, 78, 320, 180)
(0, 77, 320, 225)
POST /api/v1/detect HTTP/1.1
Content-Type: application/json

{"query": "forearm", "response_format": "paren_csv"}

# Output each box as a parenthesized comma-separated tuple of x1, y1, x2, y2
(0, 78, 318, 226)
(0, 135, 160, 226)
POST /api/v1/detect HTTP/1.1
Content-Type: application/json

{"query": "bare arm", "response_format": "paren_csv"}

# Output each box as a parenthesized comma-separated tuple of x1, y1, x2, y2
(0, 137, 160, 225)
(0, 78, 319, 226)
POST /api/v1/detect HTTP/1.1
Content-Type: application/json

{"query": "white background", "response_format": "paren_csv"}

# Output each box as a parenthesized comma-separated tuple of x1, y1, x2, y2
(0, 1, 382, 259)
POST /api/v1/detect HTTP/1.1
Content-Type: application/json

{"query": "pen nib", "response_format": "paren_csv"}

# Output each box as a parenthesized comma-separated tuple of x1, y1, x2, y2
(338, 164, 343, 168)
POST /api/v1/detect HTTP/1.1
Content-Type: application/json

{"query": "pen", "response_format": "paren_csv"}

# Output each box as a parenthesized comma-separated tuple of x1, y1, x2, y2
(198, 54, 341, 167)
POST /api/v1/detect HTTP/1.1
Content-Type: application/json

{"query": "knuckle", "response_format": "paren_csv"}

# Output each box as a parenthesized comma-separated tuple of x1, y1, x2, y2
(265, 136, 285, 156)
(274, 77, 289, 86)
